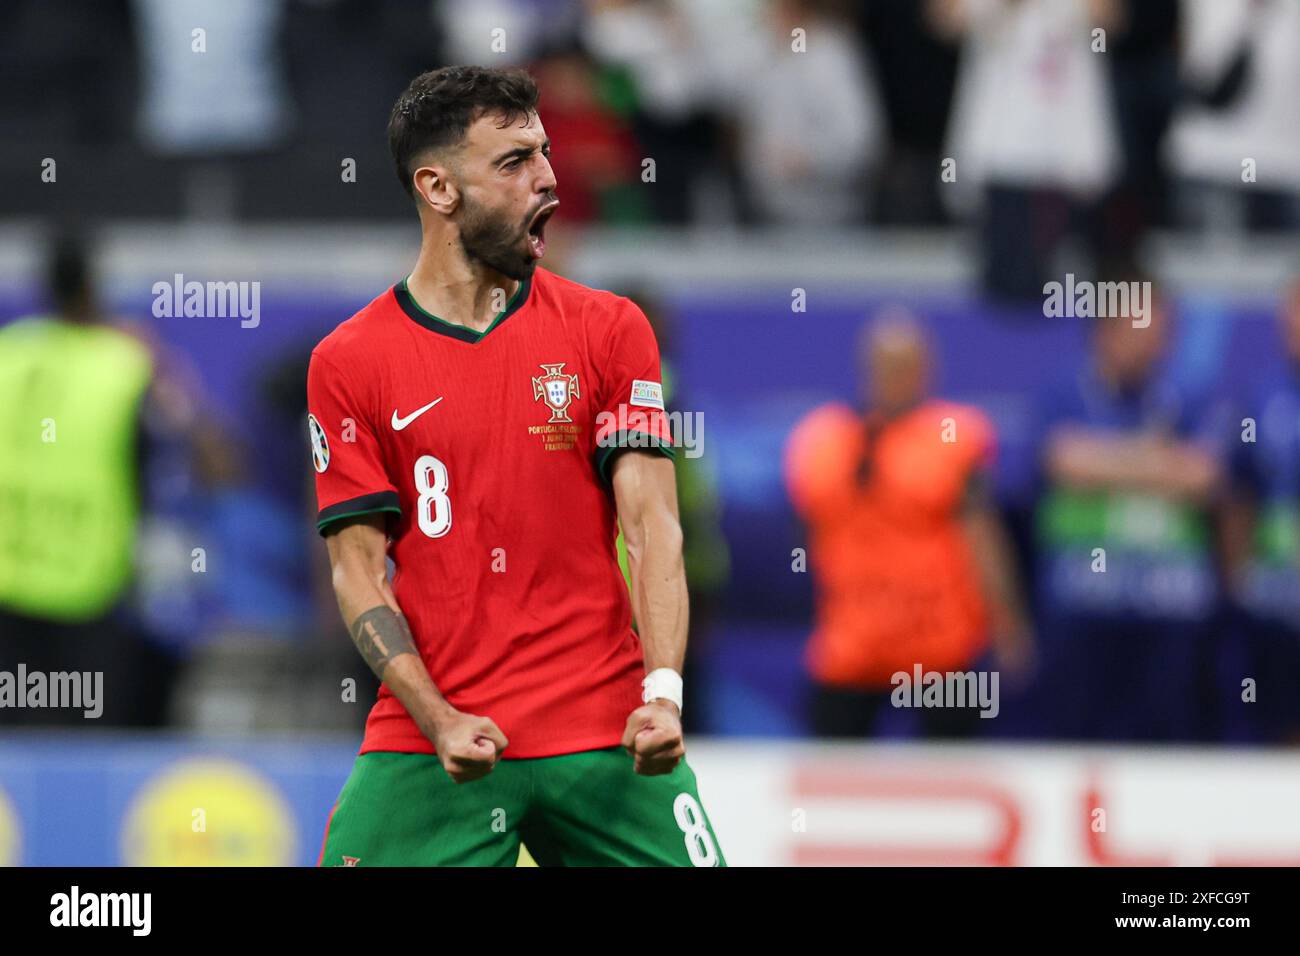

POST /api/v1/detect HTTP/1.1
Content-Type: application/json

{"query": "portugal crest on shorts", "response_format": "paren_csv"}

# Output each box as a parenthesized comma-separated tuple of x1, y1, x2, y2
(531, 363, 580, 423)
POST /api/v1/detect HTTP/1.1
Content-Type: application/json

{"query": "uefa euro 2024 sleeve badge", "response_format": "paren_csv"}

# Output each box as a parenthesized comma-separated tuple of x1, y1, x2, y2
(308, 413, 330, 473)
(531, 363, 580, 423)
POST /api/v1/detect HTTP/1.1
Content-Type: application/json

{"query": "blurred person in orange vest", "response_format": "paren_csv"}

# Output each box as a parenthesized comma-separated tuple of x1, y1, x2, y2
(784, 309, 1032, 738)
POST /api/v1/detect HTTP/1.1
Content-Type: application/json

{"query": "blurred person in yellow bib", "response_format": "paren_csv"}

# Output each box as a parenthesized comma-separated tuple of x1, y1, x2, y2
(0, 235, 168, 726)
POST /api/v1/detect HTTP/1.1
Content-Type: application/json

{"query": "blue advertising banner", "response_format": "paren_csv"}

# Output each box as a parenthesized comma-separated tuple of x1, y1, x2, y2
(0, 734, 357, 867)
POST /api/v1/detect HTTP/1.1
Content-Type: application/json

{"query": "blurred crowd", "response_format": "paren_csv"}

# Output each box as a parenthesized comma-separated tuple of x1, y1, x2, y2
(6, 2, 1300, 269)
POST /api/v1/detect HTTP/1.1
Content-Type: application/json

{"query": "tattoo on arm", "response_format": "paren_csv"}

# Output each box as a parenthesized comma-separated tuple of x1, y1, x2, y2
(348, 606, 418, 678)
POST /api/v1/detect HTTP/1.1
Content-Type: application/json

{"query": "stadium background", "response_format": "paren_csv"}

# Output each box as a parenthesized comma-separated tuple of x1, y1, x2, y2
(2, 0, 1300, 865)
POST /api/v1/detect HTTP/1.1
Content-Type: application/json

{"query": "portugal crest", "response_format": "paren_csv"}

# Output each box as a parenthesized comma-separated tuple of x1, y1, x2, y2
(531, 363, 580, 423)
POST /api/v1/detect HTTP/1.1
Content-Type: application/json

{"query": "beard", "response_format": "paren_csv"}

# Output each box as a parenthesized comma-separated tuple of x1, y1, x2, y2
(457, 193, 536, 281)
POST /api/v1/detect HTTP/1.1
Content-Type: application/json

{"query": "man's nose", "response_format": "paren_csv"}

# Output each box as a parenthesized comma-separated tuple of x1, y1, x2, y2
(535, 154, 557, 195)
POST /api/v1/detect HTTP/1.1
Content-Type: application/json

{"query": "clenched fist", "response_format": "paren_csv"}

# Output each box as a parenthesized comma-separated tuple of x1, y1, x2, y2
(431, 710, 508, 784)
(621, 700, 684, 776)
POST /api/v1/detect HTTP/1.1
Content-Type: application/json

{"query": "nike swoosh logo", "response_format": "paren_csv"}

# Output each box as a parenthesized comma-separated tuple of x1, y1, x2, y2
(391, 398, 443, 430)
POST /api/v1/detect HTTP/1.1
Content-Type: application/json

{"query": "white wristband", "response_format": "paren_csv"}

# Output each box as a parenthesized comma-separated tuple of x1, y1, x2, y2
(642, 668, 683, 712)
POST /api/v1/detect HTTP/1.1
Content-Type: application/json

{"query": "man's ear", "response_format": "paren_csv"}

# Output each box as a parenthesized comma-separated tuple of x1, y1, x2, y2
(413, 163, 459, 216)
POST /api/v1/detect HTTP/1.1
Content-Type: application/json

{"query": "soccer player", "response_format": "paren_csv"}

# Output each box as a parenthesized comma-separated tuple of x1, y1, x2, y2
(308, 66, 724, 866)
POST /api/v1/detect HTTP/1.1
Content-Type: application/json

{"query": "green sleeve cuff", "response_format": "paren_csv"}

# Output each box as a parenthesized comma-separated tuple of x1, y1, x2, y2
(317, 491, 401, 536)
(594, 431, 676, 485)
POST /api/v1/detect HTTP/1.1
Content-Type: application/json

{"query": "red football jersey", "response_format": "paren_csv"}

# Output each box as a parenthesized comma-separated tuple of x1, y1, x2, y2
(307, 267, 674, 757)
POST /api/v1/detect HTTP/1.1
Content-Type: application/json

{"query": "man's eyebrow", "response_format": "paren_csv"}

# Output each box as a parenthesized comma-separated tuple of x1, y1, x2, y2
(493, 139, 550, 166)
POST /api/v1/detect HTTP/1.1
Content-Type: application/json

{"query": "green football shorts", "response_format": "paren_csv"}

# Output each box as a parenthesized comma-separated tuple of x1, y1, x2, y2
(317, 746, 726, 867)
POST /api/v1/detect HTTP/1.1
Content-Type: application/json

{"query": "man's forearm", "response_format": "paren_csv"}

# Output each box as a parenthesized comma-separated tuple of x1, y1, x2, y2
(1046, 431, 1158, 490)
(348, 603, 419, 676)
(1047, 431, 1223, 503)
(963, 507, 1029, 631)
(626, 516, 689, 677)
(338, 588, 455, 739)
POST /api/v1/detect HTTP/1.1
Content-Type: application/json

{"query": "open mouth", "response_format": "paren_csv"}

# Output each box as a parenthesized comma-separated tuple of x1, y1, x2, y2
(526, 202, 558, 259)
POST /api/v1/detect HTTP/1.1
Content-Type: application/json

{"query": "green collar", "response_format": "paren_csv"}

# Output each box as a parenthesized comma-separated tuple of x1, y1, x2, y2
(394, 275, 531, 343)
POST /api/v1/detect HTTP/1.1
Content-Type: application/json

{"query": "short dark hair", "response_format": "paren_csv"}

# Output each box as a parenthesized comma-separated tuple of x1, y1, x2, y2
(388, 65, 540, 199)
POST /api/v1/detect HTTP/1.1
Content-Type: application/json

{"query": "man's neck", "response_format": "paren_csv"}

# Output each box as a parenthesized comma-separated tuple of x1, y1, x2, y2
(1095, 359, 1144, 400)
(405, 239, 521, 334)
(866, 396, 923, 423)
